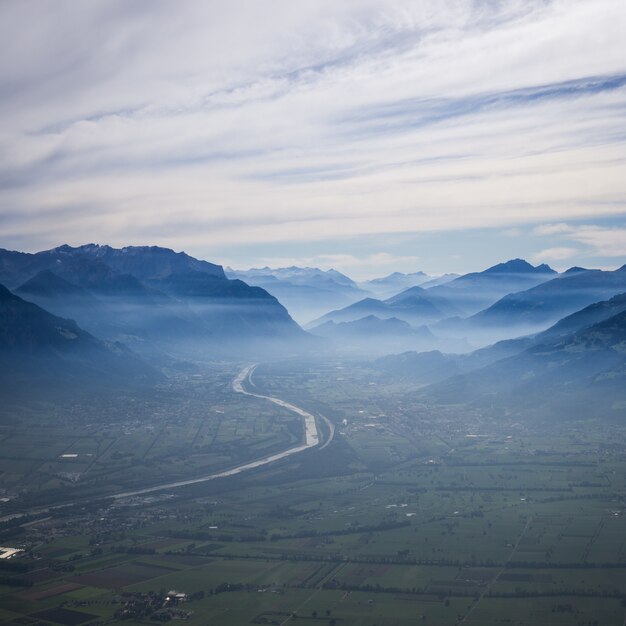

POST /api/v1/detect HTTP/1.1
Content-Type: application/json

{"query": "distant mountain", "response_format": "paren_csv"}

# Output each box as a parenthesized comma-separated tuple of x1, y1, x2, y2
(386, 286, 461, 317)
(70, 243, 225, 280)
(563, 266, 591, 275)
(308, 283, 459, 329)
(374, 350, 460, 385)
(426, 259, 556, 317)
(456, 266, 626, 341)
(458, 290, 626, 367)
(230, 266, 357, 288)
(310, 315, 436, 355)
(423, 308, 626, 420)
(361, 271, 430, 298)
(418, 274, 460, 289)
(17, 269, 97, 303)
(0, 245, 309, 355)
(539, 291, 626, 340)
(15, 270, 101, 324)
(226, 266, 369, 324)
(313, 314, 417, 337)
(14, 264, 207, 345)
(373, 292, 626, 385)
(0, 284, 159, 398)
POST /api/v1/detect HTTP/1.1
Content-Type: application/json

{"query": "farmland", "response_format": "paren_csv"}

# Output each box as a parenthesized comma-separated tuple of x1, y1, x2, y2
(1, 358, 626, 625)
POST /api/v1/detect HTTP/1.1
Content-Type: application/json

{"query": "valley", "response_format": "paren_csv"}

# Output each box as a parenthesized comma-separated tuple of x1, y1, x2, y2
(0, 360, 625, 625)
(0, 245, 625, 625)
(3, 5, 626, 624)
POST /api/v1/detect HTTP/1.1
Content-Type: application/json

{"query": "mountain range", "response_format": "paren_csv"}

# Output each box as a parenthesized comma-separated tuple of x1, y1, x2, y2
(426, 307, 626, 421)
(375, 290, 626, 421)
(1, 244, 307, 355)
(450, 264, 626, 340)
(308, 259, 555, 333)
(424, 258, 557, 317)
(310, 314, 437, 355)
(3, 245, 626, 412)
(226, 266, 460, 323)
(313, 259, 626, 352)
(225, 266, 369, 323)
(361, 271, 439, 299)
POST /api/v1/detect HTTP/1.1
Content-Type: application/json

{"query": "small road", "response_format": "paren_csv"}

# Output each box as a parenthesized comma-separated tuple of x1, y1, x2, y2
(459, 514, 533, 624)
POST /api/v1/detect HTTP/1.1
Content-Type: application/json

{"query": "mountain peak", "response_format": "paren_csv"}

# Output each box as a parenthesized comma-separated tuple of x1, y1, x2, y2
(17, 270, 83, 296)
(483, 259, 555, 275)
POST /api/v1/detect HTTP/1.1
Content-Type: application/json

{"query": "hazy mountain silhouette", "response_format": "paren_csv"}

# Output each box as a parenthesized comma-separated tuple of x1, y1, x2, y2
(308, 284, 459, 329)
(374, 350, 461, 384)
(451, 265, 626, 342)
(310, 314, 437, 355)
(373, 292, 626, 386)
(424, 307, 626, 420)
(425, 259, 556, 317)
(226, 266, 369, 323)
(69, 243, 225, 280)
(0, 283, 160, 398)
(1, 245, 309, 354)
(362, 271, 431, 298)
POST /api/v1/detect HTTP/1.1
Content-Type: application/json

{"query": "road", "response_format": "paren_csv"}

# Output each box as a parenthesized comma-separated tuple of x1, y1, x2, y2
(232, 364, 319, 446)
(108, 363, 326, 499)
(458, 514, 534, 624)
(1, 364, 333, 520)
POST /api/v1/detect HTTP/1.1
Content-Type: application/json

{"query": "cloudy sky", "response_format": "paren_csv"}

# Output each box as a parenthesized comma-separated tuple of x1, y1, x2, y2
(1, 0, 625, 278)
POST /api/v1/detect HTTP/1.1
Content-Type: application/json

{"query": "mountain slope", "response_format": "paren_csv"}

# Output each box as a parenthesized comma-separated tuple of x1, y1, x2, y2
(0, 284, 160, 397)
(154, 270, 303, 339)
(362, 271, 430, 299)
(1, 245, 309, 353)
(310, 315, 435, 355)
(308, 284, 458, 329)
(72, 243, 225, 280)
(374, 292, 626, 385)
(426, 259, 556, 317)
(226, 266, 369, 323)
(14, 265, 208, 346)
(424, 308, 626, 420)
(461, 266, 626, 337)
(374, 350, 461, 384)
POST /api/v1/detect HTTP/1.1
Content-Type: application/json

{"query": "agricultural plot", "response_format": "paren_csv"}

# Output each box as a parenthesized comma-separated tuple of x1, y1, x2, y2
(1, 359, 625, 624)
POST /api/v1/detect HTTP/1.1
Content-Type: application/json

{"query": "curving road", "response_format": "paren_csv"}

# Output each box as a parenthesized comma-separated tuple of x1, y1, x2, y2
(111, 363, 328, 499)
(1, 364, 334, 521)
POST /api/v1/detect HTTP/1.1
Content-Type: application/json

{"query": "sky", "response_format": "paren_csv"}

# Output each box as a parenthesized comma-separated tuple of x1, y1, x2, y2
(1, 0, 625, 279)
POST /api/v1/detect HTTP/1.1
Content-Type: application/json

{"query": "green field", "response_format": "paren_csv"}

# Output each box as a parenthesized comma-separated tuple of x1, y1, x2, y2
(1, 358, 625, 625)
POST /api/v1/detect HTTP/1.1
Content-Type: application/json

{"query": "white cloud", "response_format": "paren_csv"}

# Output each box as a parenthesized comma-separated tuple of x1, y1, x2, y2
(1, 0, 626, 257)
(533, 223, 573, 236)
(567, 225, 626, 257)
(533, 223, 626, 258)
(531, 246, 579, 263)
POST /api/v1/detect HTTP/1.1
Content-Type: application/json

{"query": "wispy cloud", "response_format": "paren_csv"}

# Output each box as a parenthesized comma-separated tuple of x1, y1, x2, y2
(565, 225, 626, 257)
(533, 223, 573, 236)
(531, 246, 579, 263)
(0, 0, 625, 272)
(533, 223, 626, 258)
